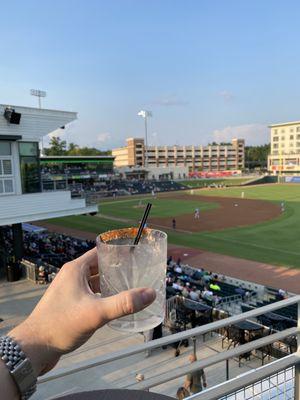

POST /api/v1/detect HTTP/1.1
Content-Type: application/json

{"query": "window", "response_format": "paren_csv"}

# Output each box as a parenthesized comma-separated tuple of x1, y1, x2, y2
(290, 135, 294, 140)
(0, 142, 11, 156)
(274, 129, 278, 134)
(281, 136, 285, 140)
(281, 143, 285, 147)
(297, 142, 300, 147)
(19, 142, 38, 156)
(290, 142, 294, 147)
(273, 136, 279, 142)
(290, 128, 294, 133)
(281, 129, 285, 133)
(19, 142, 41, 194)
(297, 127, 300, 132)
(0, 158, 14, 195)
(297, 135, 300, 140)
(273, 144, 279, 149)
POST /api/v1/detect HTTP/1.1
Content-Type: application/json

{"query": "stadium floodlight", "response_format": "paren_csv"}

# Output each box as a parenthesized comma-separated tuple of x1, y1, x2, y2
(138, 110, 152, 167)
(31, 89, 47, 155)
(30, 89, 47, 109)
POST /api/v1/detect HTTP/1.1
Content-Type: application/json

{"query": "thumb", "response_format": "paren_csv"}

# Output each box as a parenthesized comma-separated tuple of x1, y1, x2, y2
(98, 287, 156, 323)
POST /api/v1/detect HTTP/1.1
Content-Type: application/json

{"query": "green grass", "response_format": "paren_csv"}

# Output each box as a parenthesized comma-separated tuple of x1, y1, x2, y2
(179, 178, 252, 188)
(45, 183, 300, 268)
(99, 197, 218, 220)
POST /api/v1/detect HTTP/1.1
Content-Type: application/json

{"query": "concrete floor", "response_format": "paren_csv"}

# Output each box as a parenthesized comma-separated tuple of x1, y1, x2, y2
(0, 279, 274, 399)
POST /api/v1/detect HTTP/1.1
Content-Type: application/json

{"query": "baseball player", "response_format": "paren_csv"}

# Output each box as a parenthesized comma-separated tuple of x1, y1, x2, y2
(194, 208, 200, 219)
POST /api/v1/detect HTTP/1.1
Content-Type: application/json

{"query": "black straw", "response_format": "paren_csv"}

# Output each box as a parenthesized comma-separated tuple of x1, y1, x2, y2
(133, 203, 152, 245)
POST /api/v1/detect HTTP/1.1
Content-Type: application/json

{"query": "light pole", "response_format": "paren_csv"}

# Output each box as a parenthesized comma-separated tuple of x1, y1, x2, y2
(138, 110, 152, 167)
(30, 89, 47, 155)
(30, 89, 46, 109)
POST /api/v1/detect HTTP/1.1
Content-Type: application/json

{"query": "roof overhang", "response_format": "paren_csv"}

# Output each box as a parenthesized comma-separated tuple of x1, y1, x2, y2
(0, 104, 77, 141)
(269, 121, 300, 128)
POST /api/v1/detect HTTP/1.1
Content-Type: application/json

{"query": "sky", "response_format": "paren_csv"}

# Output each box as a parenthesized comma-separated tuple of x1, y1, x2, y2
(1, 0, 300, 149)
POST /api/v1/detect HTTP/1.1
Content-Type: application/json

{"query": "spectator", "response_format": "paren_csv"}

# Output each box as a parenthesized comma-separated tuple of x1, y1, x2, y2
(182, 285, 190, 298)
(277, 288, 287, 300)
(184, 354, 207, 394)
(192, 268, 203, 280)
(174, 264, 183, 274)
(202, 272, 212, 285)
(173, 280, 183, 291)
(167, 256, 173, 265)
(202, 287, 213, 301)
(189, 287, 200, 301)
(209, 282, 221, 292)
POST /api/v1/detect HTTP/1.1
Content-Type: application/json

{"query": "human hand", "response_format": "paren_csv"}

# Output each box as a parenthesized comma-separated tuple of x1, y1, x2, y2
(9, 248, 156, 376)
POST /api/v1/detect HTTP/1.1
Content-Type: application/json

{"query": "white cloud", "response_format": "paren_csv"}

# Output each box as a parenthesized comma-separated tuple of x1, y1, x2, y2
(96, 132, 111, 143)
(212, 124, 269, 145)
(218, 90, 234, 102)
(152, 95, 189, 107)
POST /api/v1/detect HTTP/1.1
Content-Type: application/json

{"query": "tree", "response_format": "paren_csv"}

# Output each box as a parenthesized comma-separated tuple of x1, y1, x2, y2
(44, 137, 112, 156)
(44, 137, 67, 156)
(67, 142, 79, 155)
(245, 144, 270, 169)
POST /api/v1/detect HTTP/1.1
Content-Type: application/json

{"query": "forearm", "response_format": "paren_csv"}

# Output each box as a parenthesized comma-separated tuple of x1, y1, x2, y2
(0, 319, 60, 400)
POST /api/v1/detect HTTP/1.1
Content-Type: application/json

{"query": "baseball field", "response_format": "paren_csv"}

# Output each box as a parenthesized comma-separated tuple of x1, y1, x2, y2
(44, 184, 300, 269)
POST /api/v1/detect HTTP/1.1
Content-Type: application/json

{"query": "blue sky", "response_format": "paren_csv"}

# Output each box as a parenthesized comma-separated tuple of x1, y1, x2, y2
(1, 0, 300, 148)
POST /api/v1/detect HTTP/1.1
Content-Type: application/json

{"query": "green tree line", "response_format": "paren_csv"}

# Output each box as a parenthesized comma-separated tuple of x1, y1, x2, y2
(245, 144, 270, 169)
(44, 137, 112, 156)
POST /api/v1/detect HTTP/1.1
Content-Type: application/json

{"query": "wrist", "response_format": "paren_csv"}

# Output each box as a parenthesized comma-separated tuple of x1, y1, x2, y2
(9, 319, 59, 377)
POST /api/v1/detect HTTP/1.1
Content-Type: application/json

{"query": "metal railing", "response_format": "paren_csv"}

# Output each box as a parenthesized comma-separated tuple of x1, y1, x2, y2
(215, 294, 243, 308)
(38, 296, 300, 399)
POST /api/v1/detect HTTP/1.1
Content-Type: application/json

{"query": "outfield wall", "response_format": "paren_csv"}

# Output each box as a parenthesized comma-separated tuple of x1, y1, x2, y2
(285, 176, 300, 183)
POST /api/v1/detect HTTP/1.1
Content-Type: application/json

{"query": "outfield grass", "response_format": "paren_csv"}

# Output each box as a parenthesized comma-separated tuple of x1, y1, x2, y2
(46, 184, 300, 268)
(99, 197, 218, 220)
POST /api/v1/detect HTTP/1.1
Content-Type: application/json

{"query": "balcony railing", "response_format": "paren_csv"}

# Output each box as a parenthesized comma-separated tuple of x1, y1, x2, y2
(38, 296, 300, 399)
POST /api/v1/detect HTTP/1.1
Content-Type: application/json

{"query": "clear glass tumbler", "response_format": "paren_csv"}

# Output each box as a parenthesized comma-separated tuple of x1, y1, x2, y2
(96, 227, 167, 332)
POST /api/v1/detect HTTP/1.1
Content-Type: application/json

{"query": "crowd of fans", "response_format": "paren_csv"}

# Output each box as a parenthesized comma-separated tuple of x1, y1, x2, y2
(41, 165, 103, 177)
(41, 175, 188, 198)
(2, 227, 94, 282)
(166, 256, 252, 307)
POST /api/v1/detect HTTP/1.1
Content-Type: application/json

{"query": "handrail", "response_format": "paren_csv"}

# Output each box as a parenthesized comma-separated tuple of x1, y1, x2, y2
(189, 353, 300, 400)
(38, 295, 300, 384)
(215, 293, 242, 307)
(127, 327, 299, 390)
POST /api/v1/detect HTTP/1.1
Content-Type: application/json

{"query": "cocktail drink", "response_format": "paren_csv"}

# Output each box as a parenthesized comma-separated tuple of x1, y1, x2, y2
(97, 227, 167, 332)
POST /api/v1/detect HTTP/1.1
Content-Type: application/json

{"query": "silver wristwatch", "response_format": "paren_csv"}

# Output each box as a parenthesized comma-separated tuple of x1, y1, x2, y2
(0, 335, 37, 399)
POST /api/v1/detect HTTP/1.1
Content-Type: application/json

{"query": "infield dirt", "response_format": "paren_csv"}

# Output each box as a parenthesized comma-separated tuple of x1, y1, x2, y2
(149, 194, 281, 232)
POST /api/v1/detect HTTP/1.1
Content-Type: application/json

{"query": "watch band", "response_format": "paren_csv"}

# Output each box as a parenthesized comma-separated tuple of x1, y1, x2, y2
(0, 335, 37, 399)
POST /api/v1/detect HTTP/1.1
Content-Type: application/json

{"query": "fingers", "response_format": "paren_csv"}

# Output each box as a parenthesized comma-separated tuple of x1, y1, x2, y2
(75, 247, 99, 277)
(97, 288, 156, 324)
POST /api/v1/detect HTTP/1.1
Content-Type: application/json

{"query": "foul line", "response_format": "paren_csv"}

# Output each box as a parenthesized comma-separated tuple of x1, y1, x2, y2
(100, 197, 153, 206)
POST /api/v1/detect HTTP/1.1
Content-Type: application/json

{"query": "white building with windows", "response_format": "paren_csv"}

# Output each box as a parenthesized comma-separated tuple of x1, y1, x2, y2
(0, 104, 98, 277)
(268, 120, 300, 174)
(0, 104, 97, 224)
